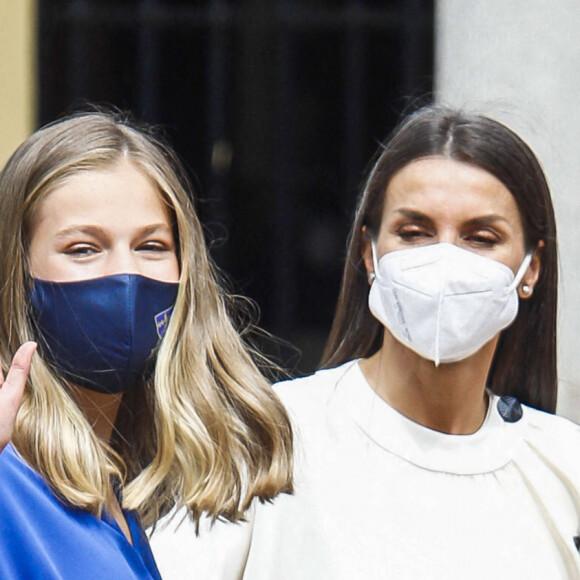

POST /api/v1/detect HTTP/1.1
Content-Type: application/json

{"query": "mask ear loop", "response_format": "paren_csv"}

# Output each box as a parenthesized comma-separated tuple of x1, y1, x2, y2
(370, 239, 381, 281)
(508, 252, 533, 293)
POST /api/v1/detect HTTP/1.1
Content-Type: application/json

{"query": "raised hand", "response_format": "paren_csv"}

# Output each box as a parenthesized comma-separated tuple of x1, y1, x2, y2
(0, 342, 37, 453)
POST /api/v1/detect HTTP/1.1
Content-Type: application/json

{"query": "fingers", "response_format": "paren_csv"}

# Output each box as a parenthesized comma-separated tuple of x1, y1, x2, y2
(3, 342, 37, 389)
(0, 342, 37, 451)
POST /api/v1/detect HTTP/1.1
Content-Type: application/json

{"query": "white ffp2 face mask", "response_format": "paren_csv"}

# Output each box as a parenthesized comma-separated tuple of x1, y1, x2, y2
(368, 242, 532, 365)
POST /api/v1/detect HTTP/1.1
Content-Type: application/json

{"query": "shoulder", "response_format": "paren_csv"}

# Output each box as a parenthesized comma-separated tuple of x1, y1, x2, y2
(517, 402, 580, 476)
(0, 445, 162, 578)
(273, 361, 360, 429)
(0, 443, 39, 491)
(522, 402, 580, 442)
(0, 443, 57, 522)
(0, 445, 49, 560)
(274, 361, 358, 406)
(508, 402, 580, 498)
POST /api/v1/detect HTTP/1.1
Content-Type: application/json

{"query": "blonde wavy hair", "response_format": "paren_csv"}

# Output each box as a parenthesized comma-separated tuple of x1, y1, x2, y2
(0, 110, 293, 528)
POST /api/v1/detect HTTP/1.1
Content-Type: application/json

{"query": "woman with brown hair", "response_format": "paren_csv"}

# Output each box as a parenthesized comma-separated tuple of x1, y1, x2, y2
(186, 105, 579, 579)
(0, 110, 292, 578)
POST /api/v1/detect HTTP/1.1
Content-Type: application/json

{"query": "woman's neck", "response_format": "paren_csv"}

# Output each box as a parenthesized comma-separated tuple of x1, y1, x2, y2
(360, 333, 497, 435)
(71, 385, 123, 442)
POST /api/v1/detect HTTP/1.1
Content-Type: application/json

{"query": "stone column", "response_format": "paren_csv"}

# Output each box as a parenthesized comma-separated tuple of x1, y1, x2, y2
(435, 0, 580, 420)
(0, 0, 37, 166)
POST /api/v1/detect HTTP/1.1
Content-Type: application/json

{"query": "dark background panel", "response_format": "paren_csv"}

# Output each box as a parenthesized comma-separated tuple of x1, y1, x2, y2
(37, 0, 434, 374)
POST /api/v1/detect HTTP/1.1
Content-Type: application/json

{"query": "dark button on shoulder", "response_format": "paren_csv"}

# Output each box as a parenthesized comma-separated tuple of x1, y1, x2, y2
(497, 396, 523, 423)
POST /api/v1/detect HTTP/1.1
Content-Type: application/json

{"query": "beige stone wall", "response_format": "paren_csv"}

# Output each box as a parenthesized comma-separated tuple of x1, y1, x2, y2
(435, 0, 580, 421)
(0, 0, 36, 167)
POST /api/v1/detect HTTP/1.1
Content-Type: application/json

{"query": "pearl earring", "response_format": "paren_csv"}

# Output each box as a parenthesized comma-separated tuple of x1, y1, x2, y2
(369, 272, 376, 283)
(521, 283, 531, 296)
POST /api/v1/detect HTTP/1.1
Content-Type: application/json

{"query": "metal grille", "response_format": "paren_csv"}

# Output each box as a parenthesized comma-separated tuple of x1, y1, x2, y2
(38, 0, 434, 372)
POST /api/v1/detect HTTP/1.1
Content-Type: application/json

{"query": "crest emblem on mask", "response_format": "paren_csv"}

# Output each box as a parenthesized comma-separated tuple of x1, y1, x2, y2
(155, 306, 174, 338)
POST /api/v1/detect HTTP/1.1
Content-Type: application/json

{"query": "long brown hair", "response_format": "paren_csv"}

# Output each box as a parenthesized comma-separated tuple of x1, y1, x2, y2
(321, 105, 557, 413)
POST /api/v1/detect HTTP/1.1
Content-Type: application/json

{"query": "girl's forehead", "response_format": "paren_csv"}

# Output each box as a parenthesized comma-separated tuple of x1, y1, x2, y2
(29, 160, 172, 232)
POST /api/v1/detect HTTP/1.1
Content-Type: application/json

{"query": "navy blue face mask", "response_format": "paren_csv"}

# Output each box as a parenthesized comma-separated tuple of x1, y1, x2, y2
(30, 274, 179, 394)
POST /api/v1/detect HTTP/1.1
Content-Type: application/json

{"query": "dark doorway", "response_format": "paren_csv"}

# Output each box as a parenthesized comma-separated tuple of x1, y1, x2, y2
(38, 0, 434, 374)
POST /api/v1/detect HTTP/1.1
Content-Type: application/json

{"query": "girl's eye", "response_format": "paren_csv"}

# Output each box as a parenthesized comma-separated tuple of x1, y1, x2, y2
(64, 244, 98, 256)
(138, 241, 173, 253)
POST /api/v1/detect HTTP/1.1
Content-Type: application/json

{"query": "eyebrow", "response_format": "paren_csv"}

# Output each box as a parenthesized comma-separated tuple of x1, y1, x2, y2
(394, 209, 432, 223)
(136, 223, 174, 237)
(462, 215, 511, 228)
(55, 225, 104, 239)
(394, 209, 511, 227)
(55, 223, 173, 239)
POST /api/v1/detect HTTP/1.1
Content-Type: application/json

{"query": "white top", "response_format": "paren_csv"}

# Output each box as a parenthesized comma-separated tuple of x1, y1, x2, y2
(151, 361, 580, 579)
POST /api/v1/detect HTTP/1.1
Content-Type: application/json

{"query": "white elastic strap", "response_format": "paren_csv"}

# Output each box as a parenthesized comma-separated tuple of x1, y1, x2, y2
(371, 239, 381, 280)
(508, 252, 534, 292)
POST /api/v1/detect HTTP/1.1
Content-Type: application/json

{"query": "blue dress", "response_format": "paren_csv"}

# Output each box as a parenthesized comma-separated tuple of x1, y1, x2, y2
(0, 444, 162, 579)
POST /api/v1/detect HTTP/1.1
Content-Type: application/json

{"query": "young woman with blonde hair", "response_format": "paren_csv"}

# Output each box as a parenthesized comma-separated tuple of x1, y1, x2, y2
(0, 110, 292, 578)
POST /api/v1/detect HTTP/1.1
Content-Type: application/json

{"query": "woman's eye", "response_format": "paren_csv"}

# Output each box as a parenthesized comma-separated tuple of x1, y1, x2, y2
(397, 227, 431, 240)
(467, 231, 500, 246)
